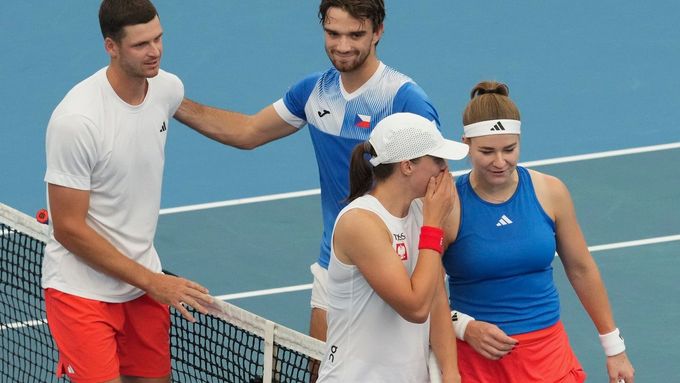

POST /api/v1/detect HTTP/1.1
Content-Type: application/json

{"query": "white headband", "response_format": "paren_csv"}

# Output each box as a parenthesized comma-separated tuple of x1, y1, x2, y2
(463, 119, 521, 138)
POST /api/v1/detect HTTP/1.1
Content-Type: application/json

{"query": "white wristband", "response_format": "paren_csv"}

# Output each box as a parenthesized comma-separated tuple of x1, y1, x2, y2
(451, 310, 475, 340)
(599, 328, 626, 356)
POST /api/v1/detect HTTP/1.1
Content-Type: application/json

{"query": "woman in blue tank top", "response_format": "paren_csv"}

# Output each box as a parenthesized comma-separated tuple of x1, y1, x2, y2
(442, 81, 635, 382)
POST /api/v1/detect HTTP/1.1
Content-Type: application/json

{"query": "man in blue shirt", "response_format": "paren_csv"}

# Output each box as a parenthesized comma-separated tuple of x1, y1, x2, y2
(175, 0, 439, 343)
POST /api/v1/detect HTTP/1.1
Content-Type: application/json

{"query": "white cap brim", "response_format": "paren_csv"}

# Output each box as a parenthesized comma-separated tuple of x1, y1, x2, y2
(428, 139, 469, 161)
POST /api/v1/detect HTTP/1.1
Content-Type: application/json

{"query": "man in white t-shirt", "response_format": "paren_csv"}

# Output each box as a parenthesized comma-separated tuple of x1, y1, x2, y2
(43, 1, 212, 382)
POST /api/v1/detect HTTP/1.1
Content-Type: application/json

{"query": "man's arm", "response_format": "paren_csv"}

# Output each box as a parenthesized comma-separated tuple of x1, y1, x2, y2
(48, 183, 212, 322)
(174, 98, 299, 149)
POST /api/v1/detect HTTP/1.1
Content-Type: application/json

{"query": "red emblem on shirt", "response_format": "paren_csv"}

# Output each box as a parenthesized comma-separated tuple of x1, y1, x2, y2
(395, 242, 408, 260)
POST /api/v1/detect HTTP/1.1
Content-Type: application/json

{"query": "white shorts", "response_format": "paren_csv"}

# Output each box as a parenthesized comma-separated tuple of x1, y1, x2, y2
(309, 262, 329, 310)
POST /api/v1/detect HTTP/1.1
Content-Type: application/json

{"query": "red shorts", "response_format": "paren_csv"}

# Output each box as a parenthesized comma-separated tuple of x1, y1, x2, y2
(44, 288, 171, 383)
(457, 321, 587, 383)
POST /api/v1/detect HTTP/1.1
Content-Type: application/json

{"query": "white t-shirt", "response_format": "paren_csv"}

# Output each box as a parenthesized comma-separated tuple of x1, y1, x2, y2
(318, 194, 430, 383)
(42, 67, 183, 302)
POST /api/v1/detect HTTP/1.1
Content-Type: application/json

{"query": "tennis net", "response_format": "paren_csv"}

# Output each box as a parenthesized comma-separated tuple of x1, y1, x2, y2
(0, 202, 324, 382)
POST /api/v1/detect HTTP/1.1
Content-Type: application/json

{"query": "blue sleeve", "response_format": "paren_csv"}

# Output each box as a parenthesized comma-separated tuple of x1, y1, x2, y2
(393, 82, 441, 129)
(282, 72, 323, 121)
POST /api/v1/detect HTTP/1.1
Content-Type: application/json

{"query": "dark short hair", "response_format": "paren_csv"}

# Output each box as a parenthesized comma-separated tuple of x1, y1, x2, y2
(99, 0, 158, 41)
(319, 0, 385, 31)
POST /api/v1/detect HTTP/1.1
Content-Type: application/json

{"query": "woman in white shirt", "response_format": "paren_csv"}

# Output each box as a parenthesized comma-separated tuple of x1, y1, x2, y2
(317, 113, 469, 383)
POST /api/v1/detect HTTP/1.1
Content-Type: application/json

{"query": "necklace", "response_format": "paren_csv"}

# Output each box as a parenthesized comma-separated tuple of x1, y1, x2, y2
(470, 171, 518, 204)
(474, 186, 514, 203)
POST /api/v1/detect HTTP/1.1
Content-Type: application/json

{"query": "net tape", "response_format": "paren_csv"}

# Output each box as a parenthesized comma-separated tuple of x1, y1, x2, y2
(0, 203, 324, 382)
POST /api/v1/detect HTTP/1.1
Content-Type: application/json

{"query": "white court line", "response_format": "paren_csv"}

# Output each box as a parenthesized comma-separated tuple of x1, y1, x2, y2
(159, 142, 680, 215)
(216, 234, 680, 301)
(587, 234, 680, 252)
(520, 142, 680, 168)
(160, 189, 321, 215)
(214, 284, 313, 301)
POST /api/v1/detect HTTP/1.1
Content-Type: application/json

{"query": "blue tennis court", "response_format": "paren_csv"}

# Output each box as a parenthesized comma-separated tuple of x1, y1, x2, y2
(2, 1, 680, 381)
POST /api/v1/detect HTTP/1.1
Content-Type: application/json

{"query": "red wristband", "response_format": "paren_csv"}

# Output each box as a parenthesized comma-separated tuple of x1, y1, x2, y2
(418, 226, 444, 254)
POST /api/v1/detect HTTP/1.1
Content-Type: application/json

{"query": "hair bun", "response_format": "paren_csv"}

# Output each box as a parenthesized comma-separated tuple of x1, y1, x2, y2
(470, 81, 510, 99)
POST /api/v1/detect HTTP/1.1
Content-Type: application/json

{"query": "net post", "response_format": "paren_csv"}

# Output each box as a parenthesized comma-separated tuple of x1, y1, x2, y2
(262, 319, 276, 383)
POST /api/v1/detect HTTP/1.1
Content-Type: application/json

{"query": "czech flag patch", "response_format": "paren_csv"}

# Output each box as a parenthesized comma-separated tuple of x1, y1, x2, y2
(354, 114, 371, 129)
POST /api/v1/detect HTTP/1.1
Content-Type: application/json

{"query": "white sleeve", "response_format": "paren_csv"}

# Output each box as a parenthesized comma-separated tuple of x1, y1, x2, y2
(272, 99, 305, 129)
(44, 114, 99, 190)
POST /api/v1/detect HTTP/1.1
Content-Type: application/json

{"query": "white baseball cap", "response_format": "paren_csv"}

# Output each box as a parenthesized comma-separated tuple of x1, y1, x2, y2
(369, 113, 469, 166)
